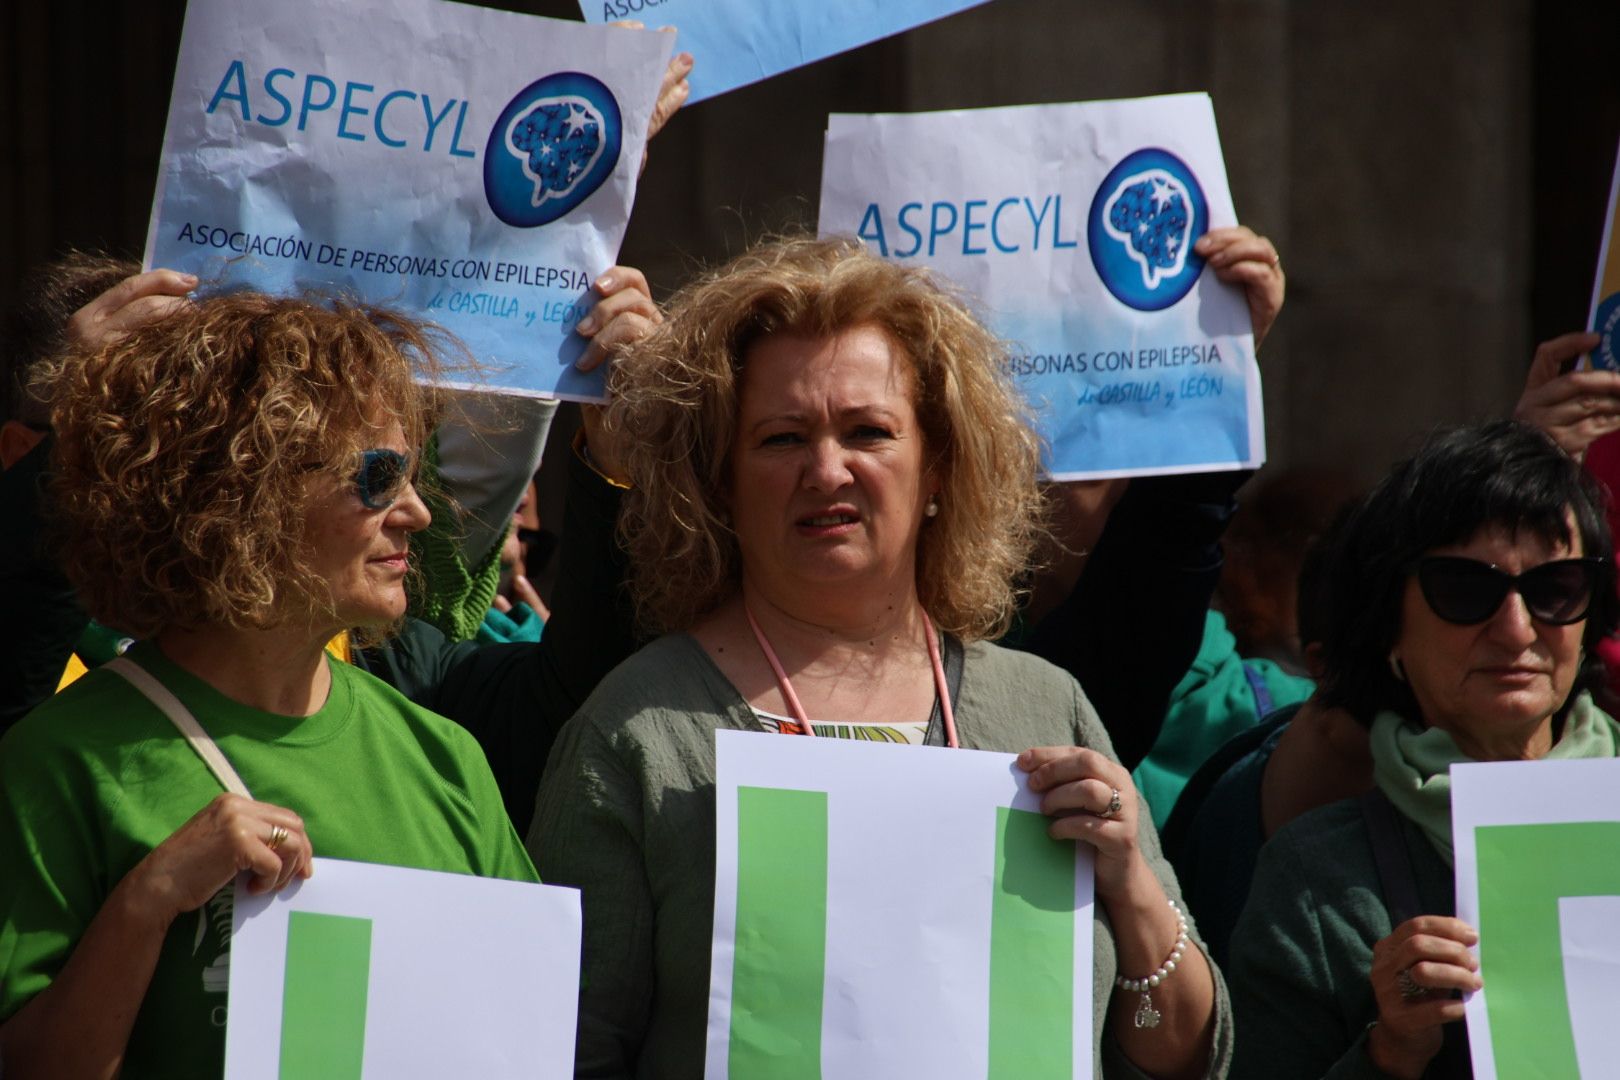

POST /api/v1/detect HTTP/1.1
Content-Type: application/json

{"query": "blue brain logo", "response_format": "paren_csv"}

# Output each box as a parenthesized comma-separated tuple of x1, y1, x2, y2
(506, 98, 605, 209)
(1104, 171, 1192, 289)
(1594, 292, 1620, 372)
(484, 73, 622, 229)
(1087, 148, 1209, 312)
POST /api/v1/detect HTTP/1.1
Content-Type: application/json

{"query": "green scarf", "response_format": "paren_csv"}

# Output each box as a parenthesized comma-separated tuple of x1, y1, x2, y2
(1369, 692, 1620, 866)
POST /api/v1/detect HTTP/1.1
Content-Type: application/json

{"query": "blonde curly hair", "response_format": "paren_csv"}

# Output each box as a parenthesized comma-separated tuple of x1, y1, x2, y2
(608, 236, 1045, 640)
(42, 291, 451, 638)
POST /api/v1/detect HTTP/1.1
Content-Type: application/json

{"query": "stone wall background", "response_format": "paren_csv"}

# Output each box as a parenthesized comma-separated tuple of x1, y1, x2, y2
(5, 0, 1617, 485)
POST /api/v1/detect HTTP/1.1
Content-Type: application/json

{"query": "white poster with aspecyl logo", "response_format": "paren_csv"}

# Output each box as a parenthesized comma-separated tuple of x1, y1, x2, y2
(146, 0, 672, 400)
(818, 93, 1265, 479)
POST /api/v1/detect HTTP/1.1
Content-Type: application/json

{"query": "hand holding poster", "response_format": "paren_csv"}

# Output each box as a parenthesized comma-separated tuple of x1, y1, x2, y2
(1453, 758, 1620, 1079)
(578, 0, 989, 102)
(1586, 140, 1620, 371)
(146, 0, 674, 400)
(818, 93, 1265, 479)
(224, 859, 582, 1078)
(707, 730, 1096, 1079)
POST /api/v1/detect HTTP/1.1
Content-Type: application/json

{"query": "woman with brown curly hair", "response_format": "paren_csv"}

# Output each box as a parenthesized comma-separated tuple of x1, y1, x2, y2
(0, 292, 538, 1080)
(529, 236, 1230, 1078)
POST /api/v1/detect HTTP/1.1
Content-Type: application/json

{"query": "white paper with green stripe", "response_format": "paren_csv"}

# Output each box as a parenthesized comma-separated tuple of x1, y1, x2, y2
(1454, 758, 1620, 1080)
(224, 858, 581, 1078)
(708, 730, 1096, 1078)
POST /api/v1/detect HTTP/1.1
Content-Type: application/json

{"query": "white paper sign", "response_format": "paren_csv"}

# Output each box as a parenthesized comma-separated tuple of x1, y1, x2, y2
(224, 858, 581, 1079)
(1453, 757, 1620, 1080)
(146, 0, 673, 401)
(707, 730, 1095, 1079)
(818, 93, 1265, 480)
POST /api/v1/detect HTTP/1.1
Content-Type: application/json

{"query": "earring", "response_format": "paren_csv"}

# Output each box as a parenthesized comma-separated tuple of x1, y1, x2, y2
(1388, 652, 1407, 683)
(924, 496, 940, 518)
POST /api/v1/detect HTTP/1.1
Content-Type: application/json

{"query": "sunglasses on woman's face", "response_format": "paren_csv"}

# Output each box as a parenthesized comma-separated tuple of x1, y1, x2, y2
(1414, 555, 1604, 626)
(353, 449, 415, 510)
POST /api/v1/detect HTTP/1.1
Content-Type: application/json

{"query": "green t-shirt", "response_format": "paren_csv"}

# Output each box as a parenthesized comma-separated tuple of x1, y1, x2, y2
(0, 641, 537, 1078)
(1133, 609, 1315, 828)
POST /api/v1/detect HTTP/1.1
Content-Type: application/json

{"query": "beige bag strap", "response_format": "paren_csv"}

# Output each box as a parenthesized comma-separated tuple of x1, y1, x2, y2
(104, 656, 253, 799)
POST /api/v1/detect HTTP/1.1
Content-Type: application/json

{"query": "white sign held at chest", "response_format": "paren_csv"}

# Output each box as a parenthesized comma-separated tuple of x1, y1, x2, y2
(707, 730, 1096, 1078)
(224, 858, 582, 1078)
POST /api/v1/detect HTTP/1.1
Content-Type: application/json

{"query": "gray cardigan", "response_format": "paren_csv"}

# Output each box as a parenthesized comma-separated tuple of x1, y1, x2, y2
(1227, 799, 1458, 1080)
(528, 633, 1233, 1079)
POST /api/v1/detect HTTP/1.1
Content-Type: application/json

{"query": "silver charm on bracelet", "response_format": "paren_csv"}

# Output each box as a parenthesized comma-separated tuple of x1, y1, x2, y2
(1114, 899, 1190, 1030)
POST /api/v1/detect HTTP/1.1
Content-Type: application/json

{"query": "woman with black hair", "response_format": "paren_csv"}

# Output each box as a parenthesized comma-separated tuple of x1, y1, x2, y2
(1227, 420, 1620, 1080)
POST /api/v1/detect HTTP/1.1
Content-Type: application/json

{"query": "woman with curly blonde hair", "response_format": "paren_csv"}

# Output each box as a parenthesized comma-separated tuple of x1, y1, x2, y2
(531, 236, 1229, 1078)
(0, 290, 538, 1080)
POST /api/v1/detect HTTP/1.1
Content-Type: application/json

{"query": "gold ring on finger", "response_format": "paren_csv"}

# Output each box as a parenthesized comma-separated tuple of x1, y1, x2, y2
(267, 824, 290, 851)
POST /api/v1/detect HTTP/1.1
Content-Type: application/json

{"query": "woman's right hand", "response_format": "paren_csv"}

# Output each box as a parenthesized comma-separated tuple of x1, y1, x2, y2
(1366, 915, 1481, 1079)
(0, 795, 312, 1078)
(122, 794, 313, 925)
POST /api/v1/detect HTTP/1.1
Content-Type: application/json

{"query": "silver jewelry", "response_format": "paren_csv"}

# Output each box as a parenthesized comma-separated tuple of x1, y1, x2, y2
(924, 496, 940, 518)
(1114, 899, 1190, 1029)
(1099, 786, 1123, 819)
(1396, 967, 1426, 1000)
(266, 824, 289, 851)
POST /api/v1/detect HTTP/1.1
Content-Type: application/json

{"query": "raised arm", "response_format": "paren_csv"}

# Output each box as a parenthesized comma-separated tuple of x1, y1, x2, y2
(369, 267, 658, 829)
(1025, 468, 1247, 769)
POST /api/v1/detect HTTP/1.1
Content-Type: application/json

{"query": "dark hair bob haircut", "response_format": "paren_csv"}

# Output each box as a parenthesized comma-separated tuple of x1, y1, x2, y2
(1317, 420, 1618, 724)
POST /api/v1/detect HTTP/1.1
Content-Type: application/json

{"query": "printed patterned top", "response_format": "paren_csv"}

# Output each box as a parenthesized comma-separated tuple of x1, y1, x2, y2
(751, 707, 929, 746)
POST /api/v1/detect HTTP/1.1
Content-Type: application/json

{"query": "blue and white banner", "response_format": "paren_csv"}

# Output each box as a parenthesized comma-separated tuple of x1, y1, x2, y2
(579, 0, 988, 103)
(818, 93, 1265, 479)
(146, 0, 673, 401)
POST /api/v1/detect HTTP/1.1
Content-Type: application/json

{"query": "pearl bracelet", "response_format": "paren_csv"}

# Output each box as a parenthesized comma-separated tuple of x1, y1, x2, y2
(1113, 899, 1189, 1029)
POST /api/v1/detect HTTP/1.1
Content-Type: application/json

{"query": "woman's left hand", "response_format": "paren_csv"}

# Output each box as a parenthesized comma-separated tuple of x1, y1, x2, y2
(1366, 916, 1481, 1078)
(1022, 745, 1220, 1076)
(1018, 745, 1143, 898)
(1194, 226, 1284, 351)
(1512, 331, 1620, 461)
(573, 266, 663, 483)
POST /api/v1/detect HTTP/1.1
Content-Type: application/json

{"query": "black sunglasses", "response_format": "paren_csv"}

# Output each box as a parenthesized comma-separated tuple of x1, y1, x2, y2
(1414, 555, 1604, 626)
(353, 449, 415, 510)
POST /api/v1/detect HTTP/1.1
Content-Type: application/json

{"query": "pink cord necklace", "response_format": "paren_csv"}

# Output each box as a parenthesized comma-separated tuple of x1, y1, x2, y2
(743, 604, 959, 749)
